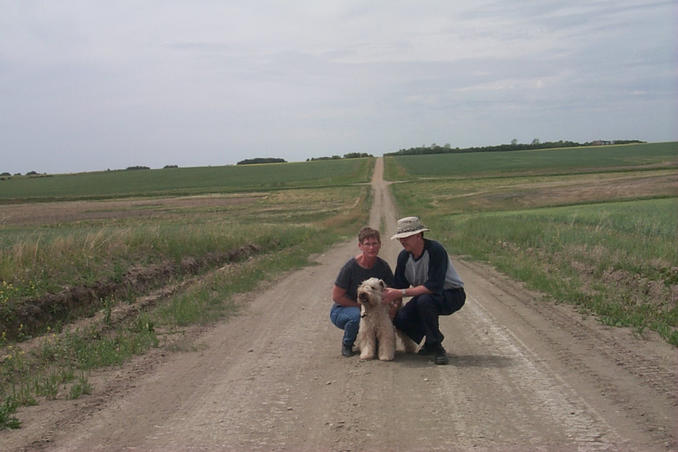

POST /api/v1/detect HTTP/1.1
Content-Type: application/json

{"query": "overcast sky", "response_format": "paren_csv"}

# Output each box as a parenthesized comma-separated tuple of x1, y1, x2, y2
(1, 1, 676, 174)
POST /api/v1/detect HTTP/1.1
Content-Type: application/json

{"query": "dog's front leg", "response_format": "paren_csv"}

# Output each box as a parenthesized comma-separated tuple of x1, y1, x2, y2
(359, 333, 376, 360)
(378, 329, 396, 361)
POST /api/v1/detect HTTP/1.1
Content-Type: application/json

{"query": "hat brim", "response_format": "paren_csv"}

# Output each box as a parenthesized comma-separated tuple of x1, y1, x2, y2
(390, 228, 429, 240)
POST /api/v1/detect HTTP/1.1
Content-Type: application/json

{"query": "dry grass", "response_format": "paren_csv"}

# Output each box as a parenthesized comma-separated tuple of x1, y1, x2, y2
(394, 169, 677, 215)
(0, 185, 368, 335)
(0, 194, 268, 226)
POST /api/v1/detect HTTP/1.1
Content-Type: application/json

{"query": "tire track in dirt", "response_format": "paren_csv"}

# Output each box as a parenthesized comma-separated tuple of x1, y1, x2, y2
(459, 259, 678, 450)
(458, 294, 621, 449)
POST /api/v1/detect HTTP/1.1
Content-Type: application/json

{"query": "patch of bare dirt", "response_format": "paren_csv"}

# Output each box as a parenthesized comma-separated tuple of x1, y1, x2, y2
(0, 194, 265, 226)
(464, 170, 677, 211)
(2, 158, 676, 451)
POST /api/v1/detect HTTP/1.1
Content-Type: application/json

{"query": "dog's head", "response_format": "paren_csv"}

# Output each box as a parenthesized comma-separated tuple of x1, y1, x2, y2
(356, 277, 385, 307)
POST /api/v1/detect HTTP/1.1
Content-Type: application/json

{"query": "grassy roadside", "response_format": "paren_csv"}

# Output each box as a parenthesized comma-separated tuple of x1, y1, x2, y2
(0, 186, 368, 336)
(436, 199, 677, 343)
(0, 182, 371, 429)
(0, 223, 354, 428)
(389, 167, 678, 346)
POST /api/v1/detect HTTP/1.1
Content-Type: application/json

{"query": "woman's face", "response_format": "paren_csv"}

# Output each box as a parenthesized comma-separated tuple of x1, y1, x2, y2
(358, 237, 381, 258)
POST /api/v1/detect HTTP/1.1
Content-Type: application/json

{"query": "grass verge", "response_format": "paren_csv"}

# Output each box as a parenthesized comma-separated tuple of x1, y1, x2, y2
(0, 185, 370, 429)
(0, 222, 360, 429)
(430, 198, 678, 345)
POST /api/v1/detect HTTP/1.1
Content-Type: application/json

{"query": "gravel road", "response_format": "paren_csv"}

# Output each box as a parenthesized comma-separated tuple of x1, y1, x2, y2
(4, 157, 676, 451)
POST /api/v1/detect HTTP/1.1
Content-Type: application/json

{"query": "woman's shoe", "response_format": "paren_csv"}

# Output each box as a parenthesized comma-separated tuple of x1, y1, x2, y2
(342, 344, 355, 357)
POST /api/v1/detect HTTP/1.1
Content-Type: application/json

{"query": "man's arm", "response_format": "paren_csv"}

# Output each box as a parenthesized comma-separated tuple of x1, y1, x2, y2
(392, 250, 411, 289)
(386, 249, 433, 300)
(384, 284, 432, 302)
(423, 241, 449, 293)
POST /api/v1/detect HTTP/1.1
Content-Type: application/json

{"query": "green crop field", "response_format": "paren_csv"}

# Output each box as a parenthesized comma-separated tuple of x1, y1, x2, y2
(387, 143, 678, 345)
(1, 159, 373, 418)
(0, 156, 376, 343)
(384, 142, 677, 179)
(1, 143, 677, 427)
(0, 158, 373, 202)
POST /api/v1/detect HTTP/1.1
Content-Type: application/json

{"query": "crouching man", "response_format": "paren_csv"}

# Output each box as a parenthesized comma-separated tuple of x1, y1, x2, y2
(383, 216, 465, 365)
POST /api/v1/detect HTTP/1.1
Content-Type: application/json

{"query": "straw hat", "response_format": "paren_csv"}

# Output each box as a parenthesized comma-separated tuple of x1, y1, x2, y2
(391, 216, 429, 239)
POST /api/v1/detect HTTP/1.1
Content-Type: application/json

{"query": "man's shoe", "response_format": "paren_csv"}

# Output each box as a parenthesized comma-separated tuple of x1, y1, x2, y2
(433, 344, 449, 365)
(341, 344, 355, 357)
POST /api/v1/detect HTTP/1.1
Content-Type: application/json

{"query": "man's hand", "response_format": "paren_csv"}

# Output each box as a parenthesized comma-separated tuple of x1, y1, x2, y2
(382, 287, 403, 304)
(388, 297, 402, 319)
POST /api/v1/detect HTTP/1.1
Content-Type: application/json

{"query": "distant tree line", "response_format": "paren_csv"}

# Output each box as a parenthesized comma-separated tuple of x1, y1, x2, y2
(237, 158, 286, 165)
(126, 166, 151, 170)
(1, 171, 51, 180)
(386, 139, 645, 156)
(307, 152, 373, 161)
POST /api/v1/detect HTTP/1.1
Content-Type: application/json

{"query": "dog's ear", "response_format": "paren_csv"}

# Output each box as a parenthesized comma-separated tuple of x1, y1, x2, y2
(378, 279, 385, 290)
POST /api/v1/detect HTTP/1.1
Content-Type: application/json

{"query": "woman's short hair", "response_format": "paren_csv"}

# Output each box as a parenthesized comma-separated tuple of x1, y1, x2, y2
(358, 226, 381, 243)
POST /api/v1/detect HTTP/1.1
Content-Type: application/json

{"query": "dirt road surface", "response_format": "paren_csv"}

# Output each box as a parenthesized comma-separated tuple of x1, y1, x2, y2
(4, 158, 677, 451)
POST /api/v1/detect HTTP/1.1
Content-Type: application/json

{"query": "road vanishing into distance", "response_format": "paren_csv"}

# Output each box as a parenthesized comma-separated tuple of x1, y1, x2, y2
(4, 158, 677, 451)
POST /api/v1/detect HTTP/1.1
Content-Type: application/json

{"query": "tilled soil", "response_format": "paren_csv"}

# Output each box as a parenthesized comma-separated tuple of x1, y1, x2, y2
(3, 158, 676, 451)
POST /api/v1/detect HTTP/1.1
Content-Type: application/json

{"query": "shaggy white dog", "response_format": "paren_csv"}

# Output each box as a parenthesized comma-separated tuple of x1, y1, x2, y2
(356, 278, 418, 360)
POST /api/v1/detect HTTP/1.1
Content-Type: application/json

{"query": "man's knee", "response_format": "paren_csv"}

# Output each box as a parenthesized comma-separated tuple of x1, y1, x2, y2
(413, 294, 439, 316)
(442, 288, 465, 315)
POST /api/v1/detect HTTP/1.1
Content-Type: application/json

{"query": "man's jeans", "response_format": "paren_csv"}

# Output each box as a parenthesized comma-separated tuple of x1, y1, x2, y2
(394, 288, 465, 346)
(330, 304, 361, 346)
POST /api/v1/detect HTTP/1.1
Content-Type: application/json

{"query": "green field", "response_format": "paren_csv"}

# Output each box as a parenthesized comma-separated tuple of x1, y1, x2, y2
(1, 143, 677, 428)
(384, 142, 677, 179)
(1, 158, 374, 422)
(0, 158, 372, 202)
(0, 157, 376, 342)
(386, 142, 678, 345)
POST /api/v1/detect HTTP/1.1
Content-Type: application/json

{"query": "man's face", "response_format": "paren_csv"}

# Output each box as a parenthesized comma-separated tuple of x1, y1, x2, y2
(398, 234, 421, 253)
(359, 238, 381, 257)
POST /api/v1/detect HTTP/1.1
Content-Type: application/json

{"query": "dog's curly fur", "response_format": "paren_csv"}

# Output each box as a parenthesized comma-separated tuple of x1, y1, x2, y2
(356, 278, 418, 360)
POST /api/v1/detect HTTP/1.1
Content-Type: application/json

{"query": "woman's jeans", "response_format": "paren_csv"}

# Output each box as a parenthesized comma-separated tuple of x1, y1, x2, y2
(330, 304, 361, 346)
(393, 288, 465, 347)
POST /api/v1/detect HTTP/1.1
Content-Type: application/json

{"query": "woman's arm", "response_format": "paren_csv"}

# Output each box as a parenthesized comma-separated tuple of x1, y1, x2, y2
(332, 285, 359, 308)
